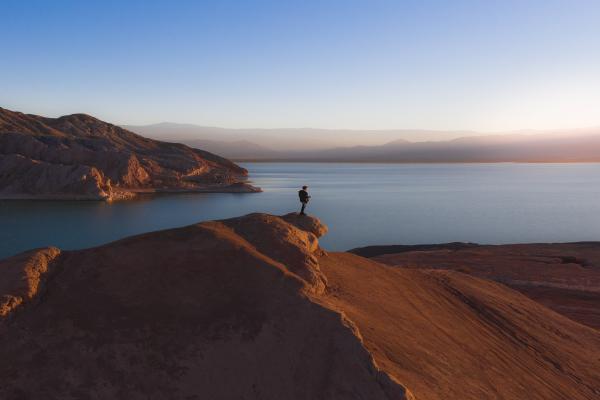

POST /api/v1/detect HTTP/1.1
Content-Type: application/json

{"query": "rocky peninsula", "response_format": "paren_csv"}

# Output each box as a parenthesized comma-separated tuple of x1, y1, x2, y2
(0, 108, 260, 200)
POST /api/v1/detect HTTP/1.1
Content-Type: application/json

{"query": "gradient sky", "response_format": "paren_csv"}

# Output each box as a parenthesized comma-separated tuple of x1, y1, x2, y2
(2, 0, 600, 133)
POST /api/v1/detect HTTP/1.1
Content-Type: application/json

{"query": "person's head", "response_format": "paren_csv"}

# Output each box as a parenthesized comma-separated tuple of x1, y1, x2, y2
(302, 185, 308, 190)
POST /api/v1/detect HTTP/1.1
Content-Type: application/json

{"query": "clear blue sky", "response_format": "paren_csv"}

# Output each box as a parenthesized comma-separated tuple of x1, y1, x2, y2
(2, 0, 600, 132)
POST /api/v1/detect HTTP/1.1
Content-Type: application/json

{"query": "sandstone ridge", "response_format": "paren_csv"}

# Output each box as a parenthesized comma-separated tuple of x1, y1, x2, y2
(0, 213, 411, 400)
(1, 213, 599, 399)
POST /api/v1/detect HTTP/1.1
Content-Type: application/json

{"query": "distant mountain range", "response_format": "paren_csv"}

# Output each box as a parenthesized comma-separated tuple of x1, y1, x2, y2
(125, 123, 600, 162)
(122, 122, 476, 152)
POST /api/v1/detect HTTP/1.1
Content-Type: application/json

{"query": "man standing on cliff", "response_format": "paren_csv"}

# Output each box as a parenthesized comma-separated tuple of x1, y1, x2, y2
(298, 185, 311, 216)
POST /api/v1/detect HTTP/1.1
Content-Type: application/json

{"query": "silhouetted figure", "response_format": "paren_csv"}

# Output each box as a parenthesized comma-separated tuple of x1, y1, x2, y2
(298, 185, 311, 215)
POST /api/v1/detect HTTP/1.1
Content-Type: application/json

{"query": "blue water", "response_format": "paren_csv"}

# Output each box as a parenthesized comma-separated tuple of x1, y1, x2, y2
(2, 162, 600, 259)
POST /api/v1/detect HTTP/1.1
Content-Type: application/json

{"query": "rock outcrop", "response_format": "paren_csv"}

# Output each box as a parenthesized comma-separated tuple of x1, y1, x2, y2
(0, 213, 410, 400)
(0, 247, 61, 317)
(0, 108, 260, 200)
(1, 214, 599, 399)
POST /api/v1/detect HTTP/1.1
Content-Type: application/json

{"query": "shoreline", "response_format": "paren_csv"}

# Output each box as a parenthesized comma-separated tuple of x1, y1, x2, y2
(236, 159, 600, 164)
(0, 182, 262, 202)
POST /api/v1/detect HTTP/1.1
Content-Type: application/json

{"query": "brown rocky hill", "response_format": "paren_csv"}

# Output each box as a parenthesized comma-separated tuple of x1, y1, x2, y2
(352, 243, 600, 330)
(1, 214, 599, 399)
(0, 108, 259, 200)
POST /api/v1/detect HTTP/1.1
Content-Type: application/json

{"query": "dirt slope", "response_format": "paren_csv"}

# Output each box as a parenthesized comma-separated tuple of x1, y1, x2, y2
(364, 243, 600, 329)
(1, 214, 599, 399)
(318, 252, 600, 400)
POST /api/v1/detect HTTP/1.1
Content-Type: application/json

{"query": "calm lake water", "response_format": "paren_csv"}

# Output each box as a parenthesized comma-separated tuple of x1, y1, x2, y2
(2, 162, 600, 259)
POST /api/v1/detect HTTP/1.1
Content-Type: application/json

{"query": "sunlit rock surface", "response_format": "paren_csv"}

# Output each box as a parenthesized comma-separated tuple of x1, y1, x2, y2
(1, 214, 599, 399)
(0, 107, 260, 200)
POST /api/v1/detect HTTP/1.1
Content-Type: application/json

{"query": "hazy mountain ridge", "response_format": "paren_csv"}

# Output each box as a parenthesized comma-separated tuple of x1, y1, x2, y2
(125, 122, 600, 162)
(123, 122, 481, 151)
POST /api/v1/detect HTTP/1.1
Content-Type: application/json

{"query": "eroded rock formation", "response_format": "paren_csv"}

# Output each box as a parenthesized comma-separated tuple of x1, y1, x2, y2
(0, 108, 260, 200)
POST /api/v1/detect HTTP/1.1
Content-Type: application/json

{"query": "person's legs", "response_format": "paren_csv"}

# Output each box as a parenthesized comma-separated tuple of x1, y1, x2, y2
(300, 202, 306, 215)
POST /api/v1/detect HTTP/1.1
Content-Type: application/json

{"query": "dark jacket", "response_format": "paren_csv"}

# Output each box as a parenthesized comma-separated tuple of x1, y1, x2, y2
(298, 189, 310, 203)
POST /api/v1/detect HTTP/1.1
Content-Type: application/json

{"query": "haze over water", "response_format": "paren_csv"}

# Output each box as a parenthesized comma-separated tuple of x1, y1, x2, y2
(2, 162, 600, 259)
